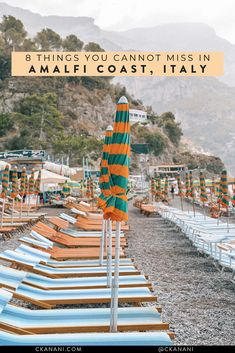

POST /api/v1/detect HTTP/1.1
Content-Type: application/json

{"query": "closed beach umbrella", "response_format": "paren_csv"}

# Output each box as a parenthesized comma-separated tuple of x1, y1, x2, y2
(189, 171, 196, 200)
(97, 126, 113, 265)
(98, 126, 113, 204)
(90, 177, 94, 199)
(20, 167, 27, 197)
(10, 167, 18, 224)
(1, 164, 9, 227)
(176, 174, 184, 210)
(1, 164, 9, 198)
(189, 171, 196, 216)
(200, 172, 208, 203)
(86, 178, 91, 198)
(104, 96, 130, 332)
(211, 177, 216, 195)
(232, 189, 235, 207)
(11, 167, 18, 199)
(217, 176, 223, 204)
(176, 174, 183, 197)
(221, 170, 230, 208)
(35, 170, 41, 196)
(29, 169, 35, 195)
(164, 176, 169, 194)
(150, 178, 155, 199)
(104, 97, 130, 223)
(185, 172, 190, 198)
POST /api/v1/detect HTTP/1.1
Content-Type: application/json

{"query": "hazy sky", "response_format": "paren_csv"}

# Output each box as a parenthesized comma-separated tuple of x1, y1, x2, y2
(2, 0, 235, 43)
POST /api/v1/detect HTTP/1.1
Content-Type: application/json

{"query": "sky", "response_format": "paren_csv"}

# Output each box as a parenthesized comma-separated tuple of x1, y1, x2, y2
(2, 0, 235, 43)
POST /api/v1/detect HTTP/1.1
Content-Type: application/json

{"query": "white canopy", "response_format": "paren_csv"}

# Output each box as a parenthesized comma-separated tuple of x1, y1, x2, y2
(33, 169, 69, 184)
(0, 161, 10, 171)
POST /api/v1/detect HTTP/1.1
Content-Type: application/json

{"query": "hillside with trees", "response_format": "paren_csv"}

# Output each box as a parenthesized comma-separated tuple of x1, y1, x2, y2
(0, 15, 224, 174)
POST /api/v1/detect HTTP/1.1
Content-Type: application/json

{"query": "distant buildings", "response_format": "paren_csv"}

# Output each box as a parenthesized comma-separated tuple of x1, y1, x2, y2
(149, 164, 186, 178)
(129, 109, 147, 124)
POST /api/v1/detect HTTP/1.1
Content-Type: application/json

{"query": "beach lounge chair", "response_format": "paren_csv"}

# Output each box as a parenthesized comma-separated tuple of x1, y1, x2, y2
(32, 223, 127, 248)
(2, 279, 156, 308)
(16, 243, 133, 268)
(0, 250, 140, 278)
(0, 265, 151, 290)
(0, 288, 166, 334)
(0, 330, 172, 346)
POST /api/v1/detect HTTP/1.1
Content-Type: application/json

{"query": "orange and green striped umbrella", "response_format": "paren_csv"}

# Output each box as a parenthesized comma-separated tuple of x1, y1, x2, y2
(86, 178, 91, 198)
(20, 167, 27, 196)
(221, 170, 230, 208)
(189, 171, 196, 199)
(35, 170, 41, 195)
(28, 169, 35, 195)
(185, 172, 190, 197)
(1, 164, 9, 198)
(90, 177, 94, 199)
(98, 126, 113, 207)
(103, 96, 130, 222)
(150, 178, 155, 195)
(200, 172, 208, 202)
(164, 176, 169, 194)
(176, 174, 183, 197)
(232, 189, 235, 206)
(11, 167, 18, 199)
(217, 176, 223, 204)
(211, 177, 216, 195)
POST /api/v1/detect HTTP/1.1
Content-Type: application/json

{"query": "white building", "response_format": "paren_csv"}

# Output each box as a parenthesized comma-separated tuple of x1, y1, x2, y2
(129, 109, 147, 124)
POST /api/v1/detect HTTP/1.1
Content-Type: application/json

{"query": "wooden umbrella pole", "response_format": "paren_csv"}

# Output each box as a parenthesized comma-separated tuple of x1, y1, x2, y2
(227, 207, 229, 233)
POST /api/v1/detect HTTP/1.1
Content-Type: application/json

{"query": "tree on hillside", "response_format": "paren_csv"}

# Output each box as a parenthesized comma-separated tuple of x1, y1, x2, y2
(0, 113, 14, 136)
(84, 42, 105, 52)
(53, 134, 103, 163)
(21, 38, 37, 51)
(62, 34, 83, 51)
(35, 28, 62, 50)
(160, 112, 183, 146)
(9, 93, 64, 149)
(0, 15, 27, 51)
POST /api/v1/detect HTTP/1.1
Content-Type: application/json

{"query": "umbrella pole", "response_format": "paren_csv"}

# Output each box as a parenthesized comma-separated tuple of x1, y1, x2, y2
(20, 197, 23, 220)
(0, 198, 5, 228)
(99, 218, 105, 266)
(107, 219, 112, 287)
(180, 196, 183, 211)
(192, 200, 195, 217)
(11, 198, 15, 225)
(110, 220, 121, 332)
(227, 207, 229, 233)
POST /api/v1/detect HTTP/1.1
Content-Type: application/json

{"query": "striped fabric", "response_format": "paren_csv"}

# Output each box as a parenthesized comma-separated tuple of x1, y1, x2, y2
(185, 173, 190, 198)
(20, 167, 27, 197)
(150, 178, 155, 195)
(103, 96, 130, 222)
(176, 174, 183, 197)
(90, 178, 94, 199)
(98, 125, 113, 210)
(217, 176, 223, 204)
(189, 171, 196, 199)
(232, 190, 235, 206)
(28, 169, 35, 195)
(11, 167, 18, 199)
(221, 170, 230, 208)
(211, 177, 216, 195)
(199, 172, 208, 202)
(1, 164, 9, 198)
(164, 176, 168, 194)
(35, 170, 41, 195)
(98, 126, 113, 202)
